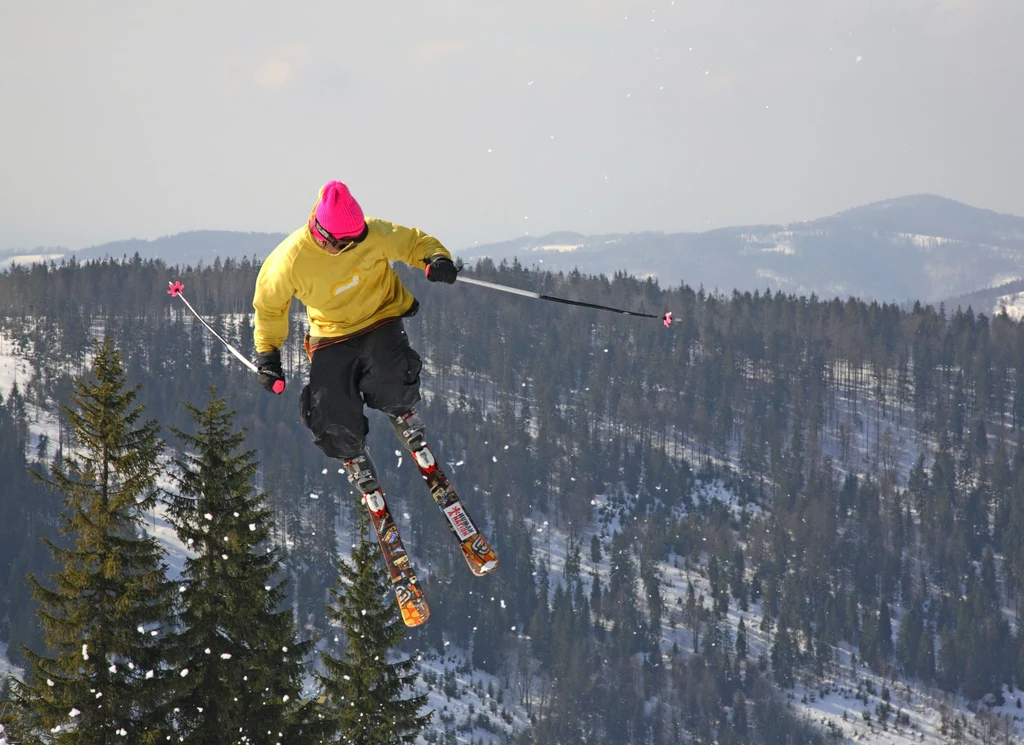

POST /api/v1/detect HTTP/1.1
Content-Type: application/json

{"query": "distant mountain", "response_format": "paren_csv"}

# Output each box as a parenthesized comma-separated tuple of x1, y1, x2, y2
(457, 195, 1024, 304)
(5, 195, 1024, 304)
(0, 230, 286, 272)
(811, 194, 1024, 242)
(72, 230, 289, 266)
(946, 278, 1024, 320)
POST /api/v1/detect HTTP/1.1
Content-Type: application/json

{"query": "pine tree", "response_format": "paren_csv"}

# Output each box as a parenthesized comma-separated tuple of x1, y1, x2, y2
(317, 510, 431, 744)
(770, 618, 798, 688)
(0, 381, 60, 673)
(896, 598, 924, 678)
(164, 390, 316, 744)
(877, 601, 894, 662)
(606, 531, 640, 640)
(10, 338, 175, 743)
(735, 618, 748, 660)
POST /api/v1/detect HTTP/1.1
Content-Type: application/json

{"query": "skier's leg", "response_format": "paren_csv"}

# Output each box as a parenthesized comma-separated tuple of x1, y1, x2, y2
(301, 341, 370, 461)
(358, 320, 427, 451)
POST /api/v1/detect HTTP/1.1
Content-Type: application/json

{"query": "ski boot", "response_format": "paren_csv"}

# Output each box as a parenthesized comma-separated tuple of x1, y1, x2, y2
(389, 409, 438, 469)
(342, 450, 380, 494)
(390, 410, 427, 453)
(342, 449, 388, 515)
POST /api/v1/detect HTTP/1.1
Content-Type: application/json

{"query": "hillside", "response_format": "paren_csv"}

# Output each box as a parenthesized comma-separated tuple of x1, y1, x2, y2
(946, 278, 1024, 321)
(0, 230, 285, 272)
(4, 258, 1024, 743)
(458, 195, 1024, 304)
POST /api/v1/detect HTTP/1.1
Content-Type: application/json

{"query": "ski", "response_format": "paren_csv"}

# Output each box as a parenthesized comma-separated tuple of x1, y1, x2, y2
(361, 488, 430, 627)
(408, 445, 499, 577)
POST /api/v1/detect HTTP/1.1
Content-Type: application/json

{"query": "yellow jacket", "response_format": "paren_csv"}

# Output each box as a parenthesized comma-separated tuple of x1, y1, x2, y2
(253, 218, 450, 352)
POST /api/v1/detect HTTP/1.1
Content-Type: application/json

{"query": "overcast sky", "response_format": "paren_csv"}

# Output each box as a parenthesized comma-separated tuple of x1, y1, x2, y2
(2, 0, 1022, 254)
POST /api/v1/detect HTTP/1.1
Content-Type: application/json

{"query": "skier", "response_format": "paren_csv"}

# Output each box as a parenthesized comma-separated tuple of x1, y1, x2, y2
(251, 180, 459, 494)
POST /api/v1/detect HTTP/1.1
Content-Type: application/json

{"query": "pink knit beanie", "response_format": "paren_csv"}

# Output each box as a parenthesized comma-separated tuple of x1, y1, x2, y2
(314, 181, 365, 238)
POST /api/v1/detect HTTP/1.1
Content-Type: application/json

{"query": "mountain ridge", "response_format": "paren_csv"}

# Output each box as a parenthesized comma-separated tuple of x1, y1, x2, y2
(4, 194, 1024, 305)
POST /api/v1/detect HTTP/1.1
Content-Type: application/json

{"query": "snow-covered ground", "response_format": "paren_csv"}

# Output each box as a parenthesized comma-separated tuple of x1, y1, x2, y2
(526, 244, 581, 253)
(0, 336, 32, 400)
(5, 330, 1024, 743)
(412, 645, 531, 743)
(554, 476, 1024, 744)
(0, 329, 62, 463)
(0, 253, 66, 272)
(739, 231, 797, 257)
(994, 291, 1024, 322)
(894, 233, 959, 251)
(0, 642, 23, 684)
(0, 642, 24, 745)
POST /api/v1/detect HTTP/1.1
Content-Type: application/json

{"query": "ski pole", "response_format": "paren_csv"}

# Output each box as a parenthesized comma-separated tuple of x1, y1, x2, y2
(456, 275, 674, 328)
(165, 281, 277, 387)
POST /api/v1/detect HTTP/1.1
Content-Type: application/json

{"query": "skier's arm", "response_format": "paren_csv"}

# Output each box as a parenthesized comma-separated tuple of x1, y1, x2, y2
(252, 253, 296, 353)
(378, 219, 451, 267)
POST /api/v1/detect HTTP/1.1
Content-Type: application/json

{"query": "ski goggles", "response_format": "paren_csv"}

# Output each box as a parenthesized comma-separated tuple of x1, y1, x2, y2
(312, 218, 369, 251)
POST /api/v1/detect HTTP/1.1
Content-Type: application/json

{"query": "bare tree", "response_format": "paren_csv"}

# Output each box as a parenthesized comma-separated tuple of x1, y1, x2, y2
(506, 639, 536, 711)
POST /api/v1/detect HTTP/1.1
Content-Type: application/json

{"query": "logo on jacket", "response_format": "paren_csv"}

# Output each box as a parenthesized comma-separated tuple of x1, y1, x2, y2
(332, 276, 360, 295)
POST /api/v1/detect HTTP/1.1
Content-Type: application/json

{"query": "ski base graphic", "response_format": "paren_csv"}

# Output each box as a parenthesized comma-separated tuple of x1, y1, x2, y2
(363, 489, 430, 627)
(411, 446, 499, 577)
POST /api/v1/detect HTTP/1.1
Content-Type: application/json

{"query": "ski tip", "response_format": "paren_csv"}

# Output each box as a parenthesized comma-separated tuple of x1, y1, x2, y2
(462, 541, 499, 577)
(396, 574, 430, 626)
(466, 556, 499, 577)
(167, 280, 185, 297)
(662, 311, 673, 328)
(478, 559, 499, 575)
(400, 600, 431, 627)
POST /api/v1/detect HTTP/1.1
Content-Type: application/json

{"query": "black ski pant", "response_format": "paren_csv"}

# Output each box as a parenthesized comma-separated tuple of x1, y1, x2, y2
(299, 320, 422, 461)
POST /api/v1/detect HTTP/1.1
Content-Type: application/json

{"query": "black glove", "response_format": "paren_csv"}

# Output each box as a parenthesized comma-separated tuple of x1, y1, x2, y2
(256, 349, 286, 395)
(425, 255, 459, 284)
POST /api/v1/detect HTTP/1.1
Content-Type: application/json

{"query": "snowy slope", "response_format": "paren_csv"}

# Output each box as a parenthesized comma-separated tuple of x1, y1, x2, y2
(0, 337, 33, 406)
(4, 331, 1024, 744)
(518, 475, 1024, 744)
(0, 253, 65, 272)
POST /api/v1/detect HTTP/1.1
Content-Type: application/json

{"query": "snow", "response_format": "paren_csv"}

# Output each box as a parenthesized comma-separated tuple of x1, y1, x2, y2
(994, 291, 1024, 321)
(5, 320, 1024, 743)
(988, 273, 1022, 289)
(146, 500, 194, 579)
(0, 335, 32, 399)
(525, 244, 581, 253)
(431, 345, 940, 735)
(0, 329, 63, 461)
(413, 644, 530, 743)
(0, 253, 65, 271)
(0, 642, 24, 687)
(739, 232, 797, 256)
(520, 433, 1024, 745)
(755, 267, 795, 285)
(894, 233, 959, 250)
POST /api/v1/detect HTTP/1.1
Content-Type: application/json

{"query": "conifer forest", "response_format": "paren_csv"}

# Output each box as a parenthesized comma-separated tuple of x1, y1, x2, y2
(3, 255, 1024, 743)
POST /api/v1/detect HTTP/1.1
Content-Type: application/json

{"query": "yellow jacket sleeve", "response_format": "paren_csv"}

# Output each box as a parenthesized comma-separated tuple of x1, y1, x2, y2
(253, 249, 296, 353)
(376, 219, 451, 268)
